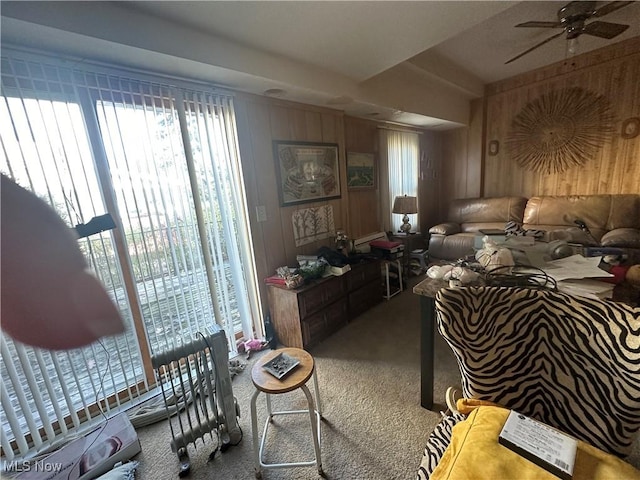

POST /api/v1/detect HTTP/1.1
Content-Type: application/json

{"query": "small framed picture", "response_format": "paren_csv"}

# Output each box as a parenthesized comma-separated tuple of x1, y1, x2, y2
(621, 117, 639, 139)
(346, 152, 375, 189)
(488, 140, 500, 156)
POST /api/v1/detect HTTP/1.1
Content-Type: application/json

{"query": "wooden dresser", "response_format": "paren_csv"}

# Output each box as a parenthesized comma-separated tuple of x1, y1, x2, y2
(267, 260, 382, 349)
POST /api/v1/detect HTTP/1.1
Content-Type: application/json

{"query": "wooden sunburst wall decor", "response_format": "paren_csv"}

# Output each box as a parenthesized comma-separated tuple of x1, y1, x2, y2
(506, 87, 615, 174)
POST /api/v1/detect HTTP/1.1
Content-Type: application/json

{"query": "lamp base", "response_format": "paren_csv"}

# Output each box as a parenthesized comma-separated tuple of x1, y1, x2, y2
(400, 214, 412, 234)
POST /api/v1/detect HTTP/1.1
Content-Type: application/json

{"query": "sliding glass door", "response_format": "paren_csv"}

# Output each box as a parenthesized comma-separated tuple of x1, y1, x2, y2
(0, 49, 259, 459)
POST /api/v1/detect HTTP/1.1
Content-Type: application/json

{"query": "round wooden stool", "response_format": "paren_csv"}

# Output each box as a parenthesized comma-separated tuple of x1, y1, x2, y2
(250, 347, 323, 478)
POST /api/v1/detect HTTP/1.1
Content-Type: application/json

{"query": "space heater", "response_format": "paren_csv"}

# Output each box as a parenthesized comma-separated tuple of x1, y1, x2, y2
(151, 325, 241, 477)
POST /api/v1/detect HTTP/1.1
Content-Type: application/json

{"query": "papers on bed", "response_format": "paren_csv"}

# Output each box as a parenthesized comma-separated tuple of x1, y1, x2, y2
(556, 278, 615, 300)
(541, 254, 612, 281)
(539, 255, 615, 300)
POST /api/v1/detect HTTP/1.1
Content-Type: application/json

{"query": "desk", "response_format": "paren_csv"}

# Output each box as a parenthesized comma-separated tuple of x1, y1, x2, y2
(412, 277, 446, 410)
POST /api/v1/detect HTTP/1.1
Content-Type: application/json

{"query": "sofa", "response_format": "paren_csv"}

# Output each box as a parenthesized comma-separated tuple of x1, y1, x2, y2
(428, 194, 640, 263)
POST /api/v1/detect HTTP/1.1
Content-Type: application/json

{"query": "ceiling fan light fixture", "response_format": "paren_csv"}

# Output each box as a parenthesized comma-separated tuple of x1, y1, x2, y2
(507, 1, 631, 64)
(567, 36, 580, 56)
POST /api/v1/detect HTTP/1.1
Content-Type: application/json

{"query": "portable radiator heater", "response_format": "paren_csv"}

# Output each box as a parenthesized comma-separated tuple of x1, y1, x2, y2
(151, 326, 241, 477)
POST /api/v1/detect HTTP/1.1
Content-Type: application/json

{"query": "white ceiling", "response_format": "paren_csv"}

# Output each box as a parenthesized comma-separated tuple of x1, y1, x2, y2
(2, 1, 639, 129)
(123, 1, 514, 82)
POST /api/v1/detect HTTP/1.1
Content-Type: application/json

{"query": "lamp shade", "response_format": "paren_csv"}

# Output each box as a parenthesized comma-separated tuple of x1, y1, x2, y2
(392, 195, 418, 214)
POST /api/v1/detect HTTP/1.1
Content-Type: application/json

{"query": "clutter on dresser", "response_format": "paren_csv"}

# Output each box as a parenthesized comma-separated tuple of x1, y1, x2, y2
(265, 248, 358, 290)
(264, 266, 305, 289)
(296, 260, 329, 282)
(334, 230, 352, 253)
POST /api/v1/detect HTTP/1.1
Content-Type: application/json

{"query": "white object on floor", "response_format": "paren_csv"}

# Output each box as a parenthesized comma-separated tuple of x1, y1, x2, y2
(383, 259, 403, 299)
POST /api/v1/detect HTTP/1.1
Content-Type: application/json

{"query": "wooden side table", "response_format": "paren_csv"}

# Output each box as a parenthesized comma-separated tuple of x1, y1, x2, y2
(389, 232, 426, 277)
(250, 348, 323, 478)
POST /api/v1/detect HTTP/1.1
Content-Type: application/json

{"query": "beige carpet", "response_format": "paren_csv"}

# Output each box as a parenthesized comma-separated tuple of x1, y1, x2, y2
(129, 278, 640, 479)
(130, 278, 459, 479)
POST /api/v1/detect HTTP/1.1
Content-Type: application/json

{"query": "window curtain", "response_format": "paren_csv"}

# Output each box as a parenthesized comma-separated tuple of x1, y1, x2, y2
(379, 129, 420, 233)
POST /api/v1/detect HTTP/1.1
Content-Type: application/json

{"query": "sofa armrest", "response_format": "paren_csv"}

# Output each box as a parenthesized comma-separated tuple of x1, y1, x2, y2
(429, 223, 461, 235)
(600, 228, 640, 249)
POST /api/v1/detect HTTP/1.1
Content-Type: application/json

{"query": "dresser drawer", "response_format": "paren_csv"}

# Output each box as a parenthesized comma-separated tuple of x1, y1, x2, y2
(324, 296, 349, 330)
(301, 297, 348, 348)
(267, 260, 379, 350)
(347, 261, 381, 291)
(301, 311, 327, 345)
(298, 276, 344, 319)
(348, 279, 382, 319)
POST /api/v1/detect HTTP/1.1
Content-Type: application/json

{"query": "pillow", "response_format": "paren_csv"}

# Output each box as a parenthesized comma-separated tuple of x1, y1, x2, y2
(95, 461, 139, 480)
(429, 223, 461, 235)
(430, 407, 640, 480)
(601, 228, 640, 248)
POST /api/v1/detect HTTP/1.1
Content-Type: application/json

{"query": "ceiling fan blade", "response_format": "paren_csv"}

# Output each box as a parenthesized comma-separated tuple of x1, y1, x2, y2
(505, 31, 565, 64)
(583, 20, 629, 38)
(515, 21, 563, 28)
(592, 1, 633, 17)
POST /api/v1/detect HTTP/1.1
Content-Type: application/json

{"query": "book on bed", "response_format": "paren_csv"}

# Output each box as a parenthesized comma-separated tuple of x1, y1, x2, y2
(498, 410, 577, 480)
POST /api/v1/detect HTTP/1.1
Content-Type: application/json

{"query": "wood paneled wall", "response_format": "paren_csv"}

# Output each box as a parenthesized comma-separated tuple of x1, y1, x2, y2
(437, 36, 639, 225)
(484, 36, 640, 197)
(419, 130, 444, 231)
(234, 95, 439, 312)
(436, 99, 484, 221)
(344, 117, 381, 240)
(234, 95, 346, 308)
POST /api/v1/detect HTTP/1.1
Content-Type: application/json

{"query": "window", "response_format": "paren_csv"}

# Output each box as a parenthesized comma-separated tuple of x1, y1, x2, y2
(0, 49, 260, 459)
(381, 129, 420, 232)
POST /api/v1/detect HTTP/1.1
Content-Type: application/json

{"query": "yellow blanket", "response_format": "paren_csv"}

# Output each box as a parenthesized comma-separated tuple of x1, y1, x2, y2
(431, 405, 640, 480)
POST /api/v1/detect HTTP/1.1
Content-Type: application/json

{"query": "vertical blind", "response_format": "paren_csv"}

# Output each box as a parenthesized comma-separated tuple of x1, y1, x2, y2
(0, 48, 260, 460)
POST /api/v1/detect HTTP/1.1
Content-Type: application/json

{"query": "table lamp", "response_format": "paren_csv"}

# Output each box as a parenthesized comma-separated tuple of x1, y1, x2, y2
(392, 195, 418, 234)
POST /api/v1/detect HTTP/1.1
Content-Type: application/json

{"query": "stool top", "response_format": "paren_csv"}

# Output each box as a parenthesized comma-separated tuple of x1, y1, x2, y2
(252, 347, 314, 394)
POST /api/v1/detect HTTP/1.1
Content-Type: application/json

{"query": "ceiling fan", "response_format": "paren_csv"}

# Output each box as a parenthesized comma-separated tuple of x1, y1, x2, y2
(505, 1, 632, 64)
